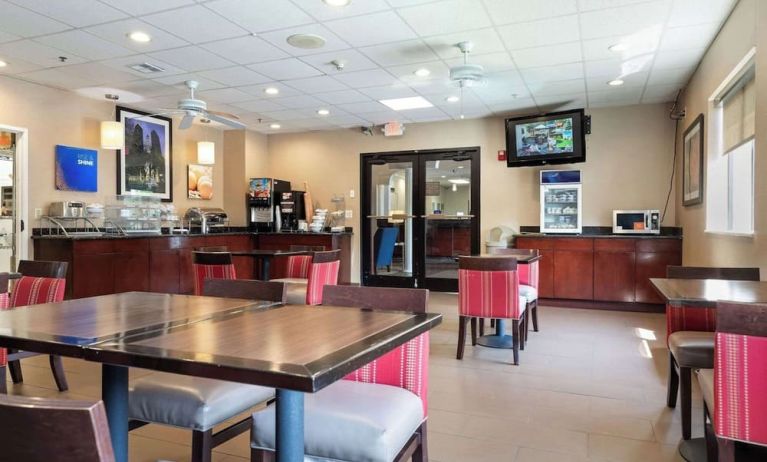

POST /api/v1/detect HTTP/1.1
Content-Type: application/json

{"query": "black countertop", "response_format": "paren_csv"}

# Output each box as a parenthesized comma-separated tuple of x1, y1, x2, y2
(518, 225, 682, 239)
(32, 230, 353, 241)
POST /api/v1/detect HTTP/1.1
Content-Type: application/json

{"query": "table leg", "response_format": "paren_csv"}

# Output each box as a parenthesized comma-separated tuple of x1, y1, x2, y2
(102, 364, 129, 462)
(276, 389, 304, 462)
(261, 257, 271, 281)
(476, 318, 516, 349)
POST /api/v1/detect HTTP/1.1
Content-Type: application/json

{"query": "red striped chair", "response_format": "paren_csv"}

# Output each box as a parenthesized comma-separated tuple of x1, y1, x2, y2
(283, 245, 325, 279)
(458, 256, 527, 365)
(0, 261, 68, 393)
(276, 250, 341, 305)
(487, 248, 541, 334)
(697, 301, 767, 461)
(251, 285, 430, 462)
(665, 266, 760, 441)
(192, 251, 237, 296)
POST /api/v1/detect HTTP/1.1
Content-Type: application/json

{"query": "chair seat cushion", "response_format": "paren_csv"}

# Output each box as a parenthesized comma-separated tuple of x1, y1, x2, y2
(668, 331, 715, 368)
(251, 380, 424, 462)
(130, 372, 274, 431)
(519, 284, 538, 302)
(696, 368, 715, 411)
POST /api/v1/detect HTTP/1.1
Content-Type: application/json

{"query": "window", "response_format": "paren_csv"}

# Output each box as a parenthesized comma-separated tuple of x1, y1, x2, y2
(706, 48, 756, 235)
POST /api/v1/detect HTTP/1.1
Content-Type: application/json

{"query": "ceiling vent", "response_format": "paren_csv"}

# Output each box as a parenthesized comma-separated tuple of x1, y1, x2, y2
(128, 62, 165, 74)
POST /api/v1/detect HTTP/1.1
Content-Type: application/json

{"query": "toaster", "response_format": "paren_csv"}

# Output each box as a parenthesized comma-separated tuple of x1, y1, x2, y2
(48, 201, 85, 218)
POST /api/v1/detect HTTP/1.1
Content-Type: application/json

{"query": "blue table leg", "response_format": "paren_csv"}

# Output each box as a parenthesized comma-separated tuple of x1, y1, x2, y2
(102, 364, 129, 462)
(276, 389, 304, 462)
(476, 318, 516, 348)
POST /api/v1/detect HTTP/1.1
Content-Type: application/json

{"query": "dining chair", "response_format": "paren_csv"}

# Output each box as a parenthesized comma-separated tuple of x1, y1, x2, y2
(1, 260, 68, 393)
(697, 301, 767, 462)
(373, 227, 399, 274)
(665, 266, 760, 441)
(0, 395, 114, 461)
(457, 256, 528, 365)
(282, 245, 325, 279)
(250, 285, 430, 462)
(483, 248, 541, 334)
(129, 279, 285, 462)
(192, 250, 237, 296)
(272, 250, 341, 305)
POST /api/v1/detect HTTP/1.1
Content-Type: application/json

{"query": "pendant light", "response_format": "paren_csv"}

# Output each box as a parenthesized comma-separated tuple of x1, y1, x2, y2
(197, 118, 215, 165)
(100, 94, 124, 150)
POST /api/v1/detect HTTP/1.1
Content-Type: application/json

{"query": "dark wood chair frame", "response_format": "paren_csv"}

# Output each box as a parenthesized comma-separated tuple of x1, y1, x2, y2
(251, 285, 430, 462)
(1, 260, 69, 394)
(665, 266, 760, 441)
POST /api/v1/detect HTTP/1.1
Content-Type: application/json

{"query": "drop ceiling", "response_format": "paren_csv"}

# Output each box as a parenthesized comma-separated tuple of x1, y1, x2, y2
(0, 0, 736, 133)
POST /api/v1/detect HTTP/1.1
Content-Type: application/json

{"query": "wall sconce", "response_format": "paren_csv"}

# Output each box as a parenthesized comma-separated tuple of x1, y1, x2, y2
(100, 94, 123, 150)
(197, 141, 215, 165)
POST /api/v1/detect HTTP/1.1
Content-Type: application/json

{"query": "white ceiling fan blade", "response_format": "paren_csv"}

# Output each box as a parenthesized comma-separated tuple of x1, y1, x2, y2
(206, 112, 246, 129)
(179, 113, 195, 130)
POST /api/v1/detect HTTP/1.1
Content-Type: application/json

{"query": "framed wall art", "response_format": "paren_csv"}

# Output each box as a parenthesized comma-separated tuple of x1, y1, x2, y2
(683, 114, 704, 206)
(188, 164, 213, 200)
(55, 145, 98, 192)
(116, 106, 173, 201)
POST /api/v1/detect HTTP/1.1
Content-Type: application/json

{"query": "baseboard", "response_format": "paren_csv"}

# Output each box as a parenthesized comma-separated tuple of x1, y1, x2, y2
(539, 298, 665, 313)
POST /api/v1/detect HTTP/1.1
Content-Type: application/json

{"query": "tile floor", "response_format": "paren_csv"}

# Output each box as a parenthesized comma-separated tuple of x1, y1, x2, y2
(7, 293, 697, 461)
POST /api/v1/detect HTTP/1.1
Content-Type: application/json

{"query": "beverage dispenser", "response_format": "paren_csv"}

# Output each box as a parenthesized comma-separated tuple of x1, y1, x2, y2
(247, 178, 291, 232)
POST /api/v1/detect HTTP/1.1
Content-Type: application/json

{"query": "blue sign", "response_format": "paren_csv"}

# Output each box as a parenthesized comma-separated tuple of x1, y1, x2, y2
(55, 145, 97, 192)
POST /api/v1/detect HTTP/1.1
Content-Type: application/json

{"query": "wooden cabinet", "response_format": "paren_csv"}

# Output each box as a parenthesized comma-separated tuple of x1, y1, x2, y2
(593, 239, 636, 302)
(635, 240, 683, 303)
(553, 239, 594, 300)
(113, 240, 149, 293)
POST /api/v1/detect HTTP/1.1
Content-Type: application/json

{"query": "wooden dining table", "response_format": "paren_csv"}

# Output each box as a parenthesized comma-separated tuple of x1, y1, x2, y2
(0, 291, 442, 462)
(230, 249, 310, 280)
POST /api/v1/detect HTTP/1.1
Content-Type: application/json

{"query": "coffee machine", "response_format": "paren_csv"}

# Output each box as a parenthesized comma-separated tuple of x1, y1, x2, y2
(247, 178, 291, 232)
(277, 191, 305, 231)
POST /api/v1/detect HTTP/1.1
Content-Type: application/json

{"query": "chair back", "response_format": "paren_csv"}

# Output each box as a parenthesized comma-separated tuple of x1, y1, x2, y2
(192, 251, 236, 296)
(283, 245, 323, 279)
(713, 301, 767, 446)
(665, 266, 761, 339)
(322, 286, 430, 415)
(374, 227, 399, 269)
(18, 260, 68, 279)
(488, 248, 540, 289)
(0, 395, 114, 461)
(305, 250, 341, 305)
(12, 260, 68, 308)
(203, 279, 287, 303)
(458, 256, 522, 319)
(0, 273, 9, 310)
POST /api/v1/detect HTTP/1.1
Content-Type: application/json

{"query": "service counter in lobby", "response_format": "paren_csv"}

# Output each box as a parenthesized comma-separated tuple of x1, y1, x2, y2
(32, 231, 353, 299)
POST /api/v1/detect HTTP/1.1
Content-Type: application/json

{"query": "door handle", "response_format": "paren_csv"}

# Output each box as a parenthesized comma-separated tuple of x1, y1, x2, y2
(20, 219, 24, 232)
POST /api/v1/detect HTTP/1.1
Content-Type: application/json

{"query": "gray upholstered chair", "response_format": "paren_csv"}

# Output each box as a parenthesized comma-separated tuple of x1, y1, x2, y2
(128, 279, 286, 462)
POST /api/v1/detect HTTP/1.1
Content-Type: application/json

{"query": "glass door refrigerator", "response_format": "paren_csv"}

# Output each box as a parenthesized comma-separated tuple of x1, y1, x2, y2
(540, 170, 582, 234)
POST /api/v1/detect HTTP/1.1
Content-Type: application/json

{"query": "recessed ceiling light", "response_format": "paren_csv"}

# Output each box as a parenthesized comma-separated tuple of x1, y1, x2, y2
(445, 95, 459, 103)
(264, 87, 279, 95)
(286, 33, 326, 49)
(270, 123, 281, 129)
(448, 178, 470, 184)
(457, 165, 464, 169)
(323, 0, 351, 5)
(608, 43, 628, 52)
(414, 68, 431, 77)
(379, 96, 433, 111)
(128, 31, 151, 43)
(608, 79, 625, 86)
(317, 109, 330, 116)
(0, 60, 6, 68)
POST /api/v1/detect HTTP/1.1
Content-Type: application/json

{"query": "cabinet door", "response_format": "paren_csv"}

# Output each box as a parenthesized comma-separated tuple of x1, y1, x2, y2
(226, 236, 254, 279)
(553, 250, 593, 300)
(635, 252, 681, 303)
(594, 251, 636, 302)
(73, 254, 115, 298)
(113, 251, 150, 293)
(149, 249, 180, 294)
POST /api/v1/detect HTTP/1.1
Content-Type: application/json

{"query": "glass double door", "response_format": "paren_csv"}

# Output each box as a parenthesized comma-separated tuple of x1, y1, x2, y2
(361, 148, 480, 292)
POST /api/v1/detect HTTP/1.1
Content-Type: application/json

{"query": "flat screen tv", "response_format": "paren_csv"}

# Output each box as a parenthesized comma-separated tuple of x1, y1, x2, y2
(505, 109, 586, 167)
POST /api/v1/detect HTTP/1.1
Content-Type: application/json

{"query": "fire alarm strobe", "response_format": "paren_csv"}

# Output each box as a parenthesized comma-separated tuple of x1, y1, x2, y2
(383, 121, 405, 136)
(497, 150, 507, 161)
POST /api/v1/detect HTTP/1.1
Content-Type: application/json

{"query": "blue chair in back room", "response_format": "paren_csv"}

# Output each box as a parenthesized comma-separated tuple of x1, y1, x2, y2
(374, 227, 399, 274)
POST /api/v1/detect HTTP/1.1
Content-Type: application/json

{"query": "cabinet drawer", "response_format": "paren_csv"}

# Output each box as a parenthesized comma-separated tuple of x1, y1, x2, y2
(594, 238, 635, 252)
(515, 237, 554, 250)
(636, 238, 681, 253)
(553, 238, 593, 251)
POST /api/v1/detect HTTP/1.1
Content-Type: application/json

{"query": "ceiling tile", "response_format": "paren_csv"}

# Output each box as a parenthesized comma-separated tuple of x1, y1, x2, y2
(298, 49, 379, 75)
(238, 82, 303, 98)
(360, 39, 439, 66)
(579, 1, 671, 40)
(586, 70, 648, 89)
(326, 114, 368, 128)
(0, 30, 20, 44)
(487, 98, 538, 114)
(258, 24, 350, 57)
(535, 93, 586, 108)
(332, 69, 399, 89)
(652, 48, 706, 70)
(271, 95, 327, 110)
(360, 110, 408, 124)
(588, 86, 643, 103)
(659, 23, 721, 51)
(35, 30, 134, 61)
(483, 0, 577, 25)
(232, 99, 286, 113)
(385, 0, 435, 6)
(16, 67, 89, 89)
(646, 68, 691, 86)
(445, 51, 516, 73)
(0, 40, 88, 68)
(101, 54, 187, 77)
(149, 46, 234, 72)
(201, 36, 289, 65)
(584, 56, 653, 78)
(397, 0, 491, 36)
(388, 61, 451, 82)
(99, 0, 196, 15)
(667, 0, 735, 27)
(143, 5, 247, 43)
(528, 78, 586, 96)
(291, 0, 391, 21)
(403, 107, 449, 122)
(325, 11, 417, 47)
(152, 73, 226, 91)
(511, 42, 582, 68)
(576, 0, 648, 12)
(422, 28, 505, 60)
(314, 89, 370, 104)
(359, 84, 418, 100)
(497, 15, 580, 50)
(337, 101, 390, 114)
(59, 62, 140, 85)
(8, 0, 127, 27)
(198, 66, 270, 86)
(426, 90, 484, 108)
(84, 19, 189, 53)
(641, 84, 681, 100)
(115, 79, 181, 98)
(204, 0, 314, 33)
(0, 0, 70, 37)
(411, 79, 463, 96)
(0, 55, 42, 74)
(284, 75, 349, 93)
(521, 63, 584, 82)
(196, 87, 253, 104)
(247, 58, 322, 80)
(260, 109, 311, 121)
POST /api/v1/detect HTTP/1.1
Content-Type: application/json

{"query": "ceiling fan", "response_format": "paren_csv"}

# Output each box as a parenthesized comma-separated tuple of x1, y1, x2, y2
(147, 80, 246, 130)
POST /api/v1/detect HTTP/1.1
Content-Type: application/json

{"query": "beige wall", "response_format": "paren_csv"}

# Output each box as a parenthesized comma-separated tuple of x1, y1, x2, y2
(223, 129, 269, 226)
(0, 75, 225, 240)
(268, 103, 676, 282)
(674, 0, 766, 277)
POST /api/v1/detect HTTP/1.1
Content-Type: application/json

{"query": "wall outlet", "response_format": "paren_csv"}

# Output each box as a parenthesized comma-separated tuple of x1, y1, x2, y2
(345, 209, 353, 219)
(349, 189, 355, 198)
(34, 208, 42, 219)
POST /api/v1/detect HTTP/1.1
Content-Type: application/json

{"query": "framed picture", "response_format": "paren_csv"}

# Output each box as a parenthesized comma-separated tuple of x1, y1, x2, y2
(55, 145, 98, 192)
(683, 114, 704, 206)
(188, 164, 213, 200)
(116, 106, 173, 201)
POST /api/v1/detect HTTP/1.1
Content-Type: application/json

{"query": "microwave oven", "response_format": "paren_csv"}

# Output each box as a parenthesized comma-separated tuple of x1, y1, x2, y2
(613, 210, 660, 234)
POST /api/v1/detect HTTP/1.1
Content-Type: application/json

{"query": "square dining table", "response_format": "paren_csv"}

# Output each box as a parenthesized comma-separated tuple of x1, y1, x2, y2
(230, 249, 310, 280)
(0, 291, 442, 462)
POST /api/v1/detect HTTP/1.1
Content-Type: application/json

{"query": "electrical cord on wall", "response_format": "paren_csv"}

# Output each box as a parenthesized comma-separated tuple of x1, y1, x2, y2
(662, 90, 686, 224)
